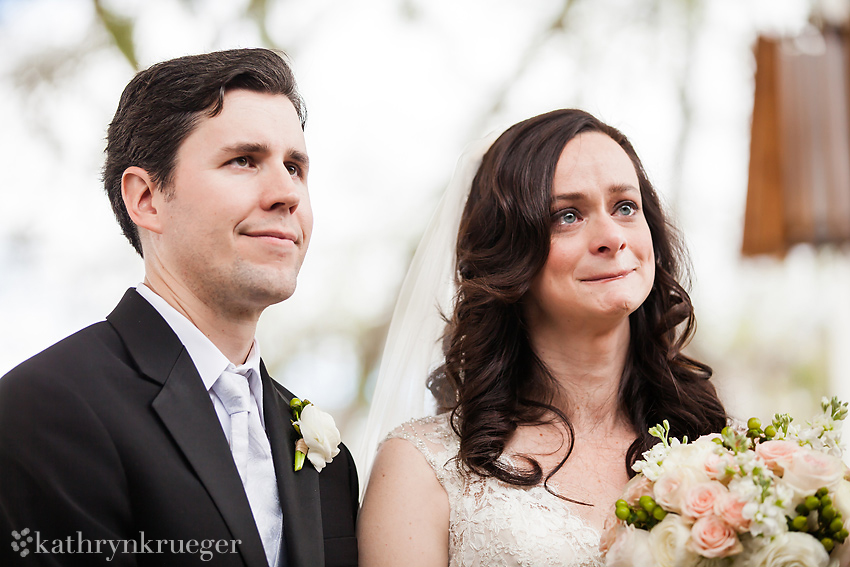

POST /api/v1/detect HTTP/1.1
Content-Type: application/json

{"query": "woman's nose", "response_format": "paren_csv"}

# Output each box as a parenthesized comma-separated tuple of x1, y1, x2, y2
(589, 216, 627, 254)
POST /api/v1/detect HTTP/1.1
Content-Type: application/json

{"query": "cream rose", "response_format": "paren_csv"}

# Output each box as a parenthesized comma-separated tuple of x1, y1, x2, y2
(296, 404, 341, 472)
(648, 514, 691, 567)
(654, 466, 708, 514)
(832, 480, 850, 520)
(604, 525, 654, 567)
(683, 482, 726, 519)
(688, 515, 743, 558)
(781, 449, 844, 496)
(748, 532, 829, 567)
(755, 440, 801, 475)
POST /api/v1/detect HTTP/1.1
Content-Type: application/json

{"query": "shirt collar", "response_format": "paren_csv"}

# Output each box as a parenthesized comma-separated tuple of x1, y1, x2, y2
(134, 283, 263, 396)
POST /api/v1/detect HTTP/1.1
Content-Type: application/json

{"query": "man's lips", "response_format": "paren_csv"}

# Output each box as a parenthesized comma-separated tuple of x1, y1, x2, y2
(579, 269, 635, 283)
(243, 229, 298, 244)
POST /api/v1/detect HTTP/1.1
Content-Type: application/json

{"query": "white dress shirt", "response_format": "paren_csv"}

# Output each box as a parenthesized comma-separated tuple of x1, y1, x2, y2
(135, 283, 267, 432)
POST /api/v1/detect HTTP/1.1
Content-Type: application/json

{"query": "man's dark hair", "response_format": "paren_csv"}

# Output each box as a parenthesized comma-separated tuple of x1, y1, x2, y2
(102, 48, 306, 257)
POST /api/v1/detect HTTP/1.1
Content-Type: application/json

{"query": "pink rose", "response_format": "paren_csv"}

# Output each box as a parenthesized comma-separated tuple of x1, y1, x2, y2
(687, 515, 743, 558)
(781, 449, 845, 496)
(598, 520, 620, 555)
(755, 440, 801, 475)
(622, 474, 654, 506)
(715, 492, 751, 532)
(654, 467, 706, 514)
(704, 452, 737, 482)
(681, 482, 725, 519)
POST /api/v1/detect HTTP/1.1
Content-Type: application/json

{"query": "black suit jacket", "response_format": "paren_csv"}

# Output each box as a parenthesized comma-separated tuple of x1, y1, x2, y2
(0, 289, 358, 566)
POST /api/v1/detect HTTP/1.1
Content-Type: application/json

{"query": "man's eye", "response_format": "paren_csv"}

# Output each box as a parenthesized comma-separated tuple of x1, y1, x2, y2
(286, 164, 298, 175)
(232, 157, 250, 167)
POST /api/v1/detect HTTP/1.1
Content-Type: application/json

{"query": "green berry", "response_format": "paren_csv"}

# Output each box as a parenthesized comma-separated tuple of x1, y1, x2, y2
(817, 487, 830, 498)
(823, 505, 837, 522)
(822, 495, 833, 507)
(639, 495, 656, 513)
(615, 506, 631, 521)
(764, 425, 777, 438)
(796, 503, 810, 516)
(653, 507, 667, 521)
(792, 515, 809, 531)
(830, 518, 844, 533)
(822, 538, 835, 553)
(636, 509, 648, 522)
(747, 417, 762, 430)
(838, 528, 849, 542)
(806, 496, 821, 510)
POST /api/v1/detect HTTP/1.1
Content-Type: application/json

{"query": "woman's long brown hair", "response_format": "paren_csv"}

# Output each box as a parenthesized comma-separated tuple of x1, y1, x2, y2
(428, 109, 727, 492)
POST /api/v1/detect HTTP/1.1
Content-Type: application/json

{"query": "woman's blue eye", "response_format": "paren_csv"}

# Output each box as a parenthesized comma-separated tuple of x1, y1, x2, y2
(617, 203, 636, 216)
(558, 210, 579, 224)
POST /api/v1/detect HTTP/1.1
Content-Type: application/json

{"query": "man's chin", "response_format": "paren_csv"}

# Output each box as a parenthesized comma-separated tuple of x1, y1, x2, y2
(232, 274, 299, 310)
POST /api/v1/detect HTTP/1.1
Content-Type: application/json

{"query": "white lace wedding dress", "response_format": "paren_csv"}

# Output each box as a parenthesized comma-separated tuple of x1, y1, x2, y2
(385, 413, 605, 567)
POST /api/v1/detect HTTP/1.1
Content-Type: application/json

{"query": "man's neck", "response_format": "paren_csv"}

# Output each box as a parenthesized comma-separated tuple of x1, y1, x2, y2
(143, 277, 259, 365)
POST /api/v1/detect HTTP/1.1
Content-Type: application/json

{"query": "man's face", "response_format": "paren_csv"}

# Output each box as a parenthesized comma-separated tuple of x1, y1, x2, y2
(148, 89, 312, 316)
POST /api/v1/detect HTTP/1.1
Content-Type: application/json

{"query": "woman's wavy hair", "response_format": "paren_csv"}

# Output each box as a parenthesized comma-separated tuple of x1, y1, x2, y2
(428, 109, 726, 490)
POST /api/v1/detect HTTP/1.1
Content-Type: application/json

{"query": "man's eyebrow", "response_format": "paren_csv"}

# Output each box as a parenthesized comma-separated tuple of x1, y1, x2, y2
(219, 142, 270, 155)
(550, 184, 639, 204)
(288, 149, 310, 170)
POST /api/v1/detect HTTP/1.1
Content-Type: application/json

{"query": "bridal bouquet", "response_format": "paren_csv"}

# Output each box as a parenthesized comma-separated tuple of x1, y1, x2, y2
(601, 397, 850, 567)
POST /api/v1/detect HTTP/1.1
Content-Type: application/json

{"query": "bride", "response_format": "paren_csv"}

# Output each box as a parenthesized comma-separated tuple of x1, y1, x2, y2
(357, 109, 728, 566)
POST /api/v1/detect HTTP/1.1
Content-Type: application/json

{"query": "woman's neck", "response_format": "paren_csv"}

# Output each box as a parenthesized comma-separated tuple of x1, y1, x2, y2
(529, 318, 632, 434)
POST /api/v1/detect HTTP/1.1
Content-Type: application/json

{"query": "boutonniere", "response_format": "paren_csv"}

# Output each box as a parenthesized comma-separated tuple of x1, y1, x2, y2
(290, 398, 341, 472)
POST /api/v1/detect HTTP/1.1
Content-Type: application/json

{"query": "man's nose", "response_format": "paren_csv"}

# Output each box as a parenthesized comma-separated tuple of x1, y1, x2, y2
(261, 164, 302, 214)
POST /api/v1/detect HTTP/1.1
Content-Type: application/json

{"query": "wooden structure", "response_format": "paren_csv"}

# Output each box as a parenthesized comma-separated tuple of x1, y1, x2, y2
(743, 27, 850, 256)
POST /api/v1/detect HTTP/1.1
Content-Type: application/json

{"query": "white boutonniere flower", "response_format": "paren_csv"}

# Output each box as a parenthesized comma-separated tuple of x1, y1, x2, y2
(290, 398, 341, 472)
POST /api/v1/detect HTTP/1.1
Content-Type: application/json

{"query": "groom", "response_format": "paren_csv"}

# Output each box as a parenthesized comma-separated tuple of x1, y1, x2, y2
(0, 49, 358, 566)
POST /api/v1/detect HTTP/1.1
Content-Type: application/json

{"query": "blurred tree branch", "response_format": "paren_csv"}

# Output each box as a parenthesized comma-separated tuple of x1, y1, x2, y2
(93, 0, 138, 70)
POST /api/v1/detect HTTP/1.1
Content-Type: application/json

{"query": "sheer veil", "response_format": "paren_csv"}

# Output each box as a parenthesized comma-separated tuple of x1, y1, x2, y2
(355, 132, 501, 489)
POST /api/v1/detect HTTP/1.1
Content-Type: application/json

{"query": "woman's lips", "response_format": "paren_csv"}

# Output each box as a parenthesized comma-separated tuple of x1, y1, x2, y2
(580, 269, 635, 283)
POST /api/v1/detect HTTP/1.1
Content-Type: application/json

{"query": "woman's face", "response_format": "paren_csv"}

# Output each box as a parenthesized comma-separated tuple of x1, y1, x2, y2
(525, 132, 655, 331)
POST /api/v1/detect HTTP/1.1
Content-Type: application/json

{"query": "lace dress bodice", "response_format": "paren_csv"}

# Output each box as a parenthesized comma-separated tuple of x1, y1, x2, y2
(385, 414, 605, 567)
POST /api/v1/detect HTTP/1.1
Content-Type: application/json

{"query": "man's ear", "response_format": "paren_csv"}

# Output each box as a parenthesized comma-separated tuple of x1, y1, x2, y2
(122, 166, 164, 234)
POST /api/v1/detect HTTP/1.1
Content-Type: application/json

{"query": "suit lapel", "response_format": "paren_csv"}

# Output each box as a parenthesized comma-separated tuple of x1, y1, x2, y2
(261, 363, 324, 567)
(107, 289, 269, 567)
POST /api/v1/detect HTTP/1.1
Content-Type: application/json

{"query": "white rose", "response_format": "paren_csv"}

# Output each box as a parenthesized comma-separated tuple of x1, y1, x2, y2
(604, 525, 654, 567)
(648, 514, 691, 567)
(296, 404, 341, 472)
(747, 532, 829, 567)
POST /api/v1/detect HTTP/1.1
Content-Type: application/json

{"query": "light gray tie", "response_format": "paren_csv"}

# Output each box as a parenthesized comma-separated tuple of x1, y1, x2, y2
(213, 366, 283, 567)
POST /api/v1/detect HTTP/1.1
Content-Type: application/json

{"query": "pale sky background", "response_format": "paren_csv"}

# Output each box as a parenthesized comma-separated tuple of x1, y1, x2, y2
(1, 0, 849, 465)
